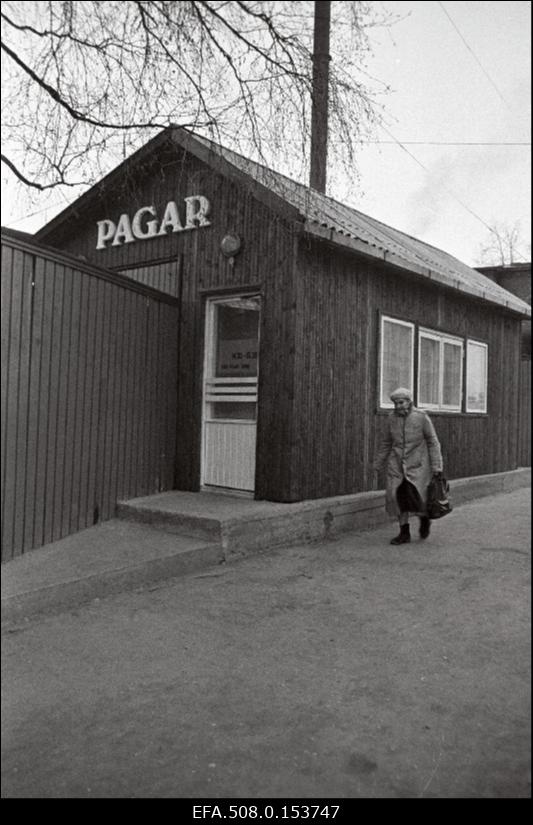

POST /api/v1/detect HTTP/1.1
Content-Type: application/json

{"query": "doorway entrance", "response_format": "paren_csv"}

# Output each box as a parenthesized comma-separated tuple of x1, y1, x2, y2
(202, 295, 261, 493)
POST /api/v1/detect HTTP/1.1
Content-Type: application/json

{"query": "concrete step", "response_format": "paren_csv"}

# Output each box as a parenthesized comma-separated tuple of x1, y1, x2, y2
(116, 488, 388, 560)
(116, 498, 222, 542)
(116, 468, 531, 561)
(1, 520, 222, 623)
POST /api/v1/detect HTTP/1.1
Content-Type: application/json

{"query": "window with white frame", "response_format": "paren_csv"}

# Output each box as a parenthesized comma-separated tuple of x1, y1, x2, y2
(418, 329, 463, 411)
(466, 340, 488, 413)
(380, 316, 414, 407)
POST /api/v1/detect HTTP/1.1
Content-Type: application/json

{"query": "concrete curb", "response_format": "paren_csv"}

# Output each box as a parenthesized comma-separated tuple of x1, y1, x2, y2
(118, 467, 532, 557)
(1, 522, 222, 624)
(2, 467, 530, 623)
(450, 467, 531, 502)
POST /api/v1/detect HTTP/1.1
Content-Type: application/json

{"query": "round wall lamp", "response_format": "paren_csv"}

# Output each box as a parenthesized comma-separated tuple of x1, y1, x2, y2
(220, 234, 242, 261)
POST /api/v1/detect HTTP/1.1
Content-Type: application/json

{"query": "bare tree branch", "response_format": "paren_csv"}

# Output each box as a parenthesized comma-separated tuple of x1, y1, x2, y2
(2, 38, 169, 129)
(1, 1, 390, 200)
(1, 152, 83, 190)
(194, 0, 308, 81)
(0, 9, 116, 52)
(477, 221, 529, 265)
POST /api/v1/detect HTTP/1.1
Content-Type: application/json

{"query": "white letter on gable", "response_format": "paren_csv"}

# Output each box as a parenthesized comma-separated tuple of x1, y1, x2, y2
(157, 201, 184, 235)
(185, 195, 211, 229)
(96, 195, 211, 249)
(112, 213, 135, 246)
(96, 219, 116, 250)
(132, 205, 158, 239)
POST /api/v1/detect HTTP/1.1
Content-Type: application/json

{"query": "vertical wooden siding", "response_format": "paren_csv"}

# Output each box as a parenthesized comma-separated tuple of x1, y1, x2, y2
(518, 359, 531, 466)
(37, 144, 526, 503)
(40, 148, 300, 501)
(1, 238, 179, 561)
(289, 237, 525, 501)
(118, 258, 182, 297)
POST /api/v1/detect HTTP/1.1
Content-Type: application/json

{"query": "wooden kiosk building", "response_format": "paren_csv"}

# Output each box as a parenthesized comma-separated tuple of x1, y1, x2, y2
(2, 126, 531, 558)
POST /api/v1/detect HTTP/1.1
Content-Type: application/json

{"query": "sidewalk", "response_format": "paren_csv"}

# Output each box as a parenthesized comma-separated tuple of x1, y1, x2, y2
(2, 467, 530, 622)
(1, 487, 531, 798)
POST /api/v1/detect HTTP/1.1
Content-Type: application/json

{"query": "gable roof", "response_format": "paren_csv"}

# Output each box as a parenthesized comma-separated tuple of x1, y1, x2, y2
(37, 126, 530, 318)
(173, 130, 530, 318)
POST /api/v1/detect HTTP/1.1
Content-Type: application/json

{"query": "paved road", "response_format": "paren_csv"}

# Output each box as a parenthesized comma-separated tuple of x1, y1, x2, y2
(1, 488, 530, 799)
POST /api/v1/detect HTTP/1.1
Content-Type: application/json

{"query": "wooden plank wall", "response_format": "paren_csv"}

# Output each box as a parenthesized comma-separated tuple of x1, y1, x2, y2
(38, 147, 300, 501)
(35, 143, 525, 503)
(118, 258, 182, 297)
(290, 237, 525, 501)
(518, 359, 531, 467)
(1, 236, 179, 561)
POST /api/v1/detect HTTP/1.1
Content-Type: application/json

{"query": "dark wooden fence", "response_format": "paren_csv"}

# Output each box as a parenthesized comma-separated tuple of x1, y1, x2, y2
(518, 359, 531, 467)
(1, 233, 179, 562)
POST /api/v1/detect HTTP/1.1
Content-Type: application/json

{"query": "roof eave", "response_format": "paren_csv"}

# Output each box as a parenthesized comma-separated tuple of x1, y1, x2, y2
(304, 221, 532, 320)
(35, 129, 175, 242)
(35, 126, 303, 242)
(167, 128, 302, 224)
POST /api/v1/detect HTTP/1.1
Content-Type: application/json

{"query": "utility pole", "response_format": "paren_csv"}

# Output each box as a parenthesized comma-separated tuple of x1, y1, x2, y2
(309, 0, 331, 193)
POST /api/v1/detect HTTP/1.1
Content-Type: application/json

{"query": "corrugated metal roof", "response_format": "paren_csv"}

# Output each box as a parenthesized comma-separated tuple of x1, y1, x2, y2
(186, 131, 531, 318)
(33, 126, 530, 318)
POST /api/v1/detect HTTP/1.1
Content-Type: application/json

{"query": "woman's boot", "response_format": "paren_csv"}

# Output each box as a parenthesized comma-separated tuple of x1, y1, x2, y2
(390, 524, 411, 544)
(419, 516, 431, 539)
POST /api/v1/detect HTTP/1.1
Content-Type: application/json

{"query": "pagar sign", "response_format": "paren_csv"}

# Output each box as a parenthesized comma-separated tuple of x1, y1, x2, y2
(96, 196, 211, 249)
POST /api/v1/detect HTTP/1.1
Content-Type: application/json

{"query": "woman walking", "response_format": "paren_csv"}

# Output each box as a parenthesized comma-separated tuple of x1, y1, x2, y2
(373, 387, 444, 544)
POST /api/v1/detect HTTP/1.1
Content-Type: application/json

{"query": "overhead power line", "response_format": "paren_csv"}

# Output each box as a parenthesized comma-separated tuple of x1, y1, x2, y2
(364, 141, 530, 146)
(378, 123, 529, 262)
(2, 196, 71, 227)
(437, 1, 512, 109)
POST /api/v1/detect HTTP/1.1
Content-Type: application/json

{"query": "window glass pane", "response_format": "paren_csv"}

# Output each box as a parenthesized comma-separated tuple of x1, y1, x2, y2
(212, 402, 257, 421)
(381, 320, 413, 405)
(419, 336, 440, 405)
(442, 342, 462, 407)
(467, 342, 487, 412)
(215, 298, 260, 378)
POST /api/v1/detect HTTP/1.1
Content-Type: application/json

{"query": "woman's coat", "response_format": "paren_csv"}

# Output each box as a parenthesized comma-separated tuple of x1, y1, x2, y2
(374, 407, 443, 516)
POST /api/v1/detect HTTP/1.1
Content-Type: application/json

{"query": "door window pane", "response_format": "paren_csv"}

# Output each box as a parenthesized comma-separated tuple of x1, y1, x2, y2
(212, 402, 257, 421)
(215, 298, 260, 378)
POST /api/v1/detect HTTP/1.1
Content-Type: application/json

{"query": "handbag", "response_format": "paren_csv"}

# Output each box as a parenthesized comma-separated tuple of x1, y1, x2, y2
(427, 473, 453, 519)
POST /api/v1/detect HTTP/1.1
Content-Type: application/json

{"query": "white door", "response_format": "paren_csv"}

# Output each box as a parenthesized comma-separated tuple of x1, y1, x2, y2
(202, 295, 261, 492)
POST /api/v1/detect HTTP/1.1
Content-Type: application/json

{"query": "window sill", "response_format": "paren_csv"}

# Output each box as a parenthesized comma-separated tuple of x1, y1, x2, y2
(376, 408, 489, 418)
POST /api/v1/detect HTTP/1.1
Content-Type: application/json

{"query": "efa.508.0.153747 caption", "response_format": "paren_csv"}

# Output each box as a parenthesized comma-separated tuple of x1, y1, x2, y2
(192, 806, 341, 820)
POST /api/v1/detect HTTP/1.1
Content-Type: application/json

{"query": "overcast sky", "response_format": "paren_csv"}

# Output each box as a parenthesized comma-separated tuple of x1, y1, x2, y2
(336, 0, 531, 266)
(2, 0, 530, 268)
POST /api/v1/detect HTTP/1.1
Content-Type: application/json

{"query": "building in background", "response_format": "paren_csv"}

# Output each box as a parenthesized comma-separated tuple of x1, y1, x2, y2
(476, 263, 531, 359)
